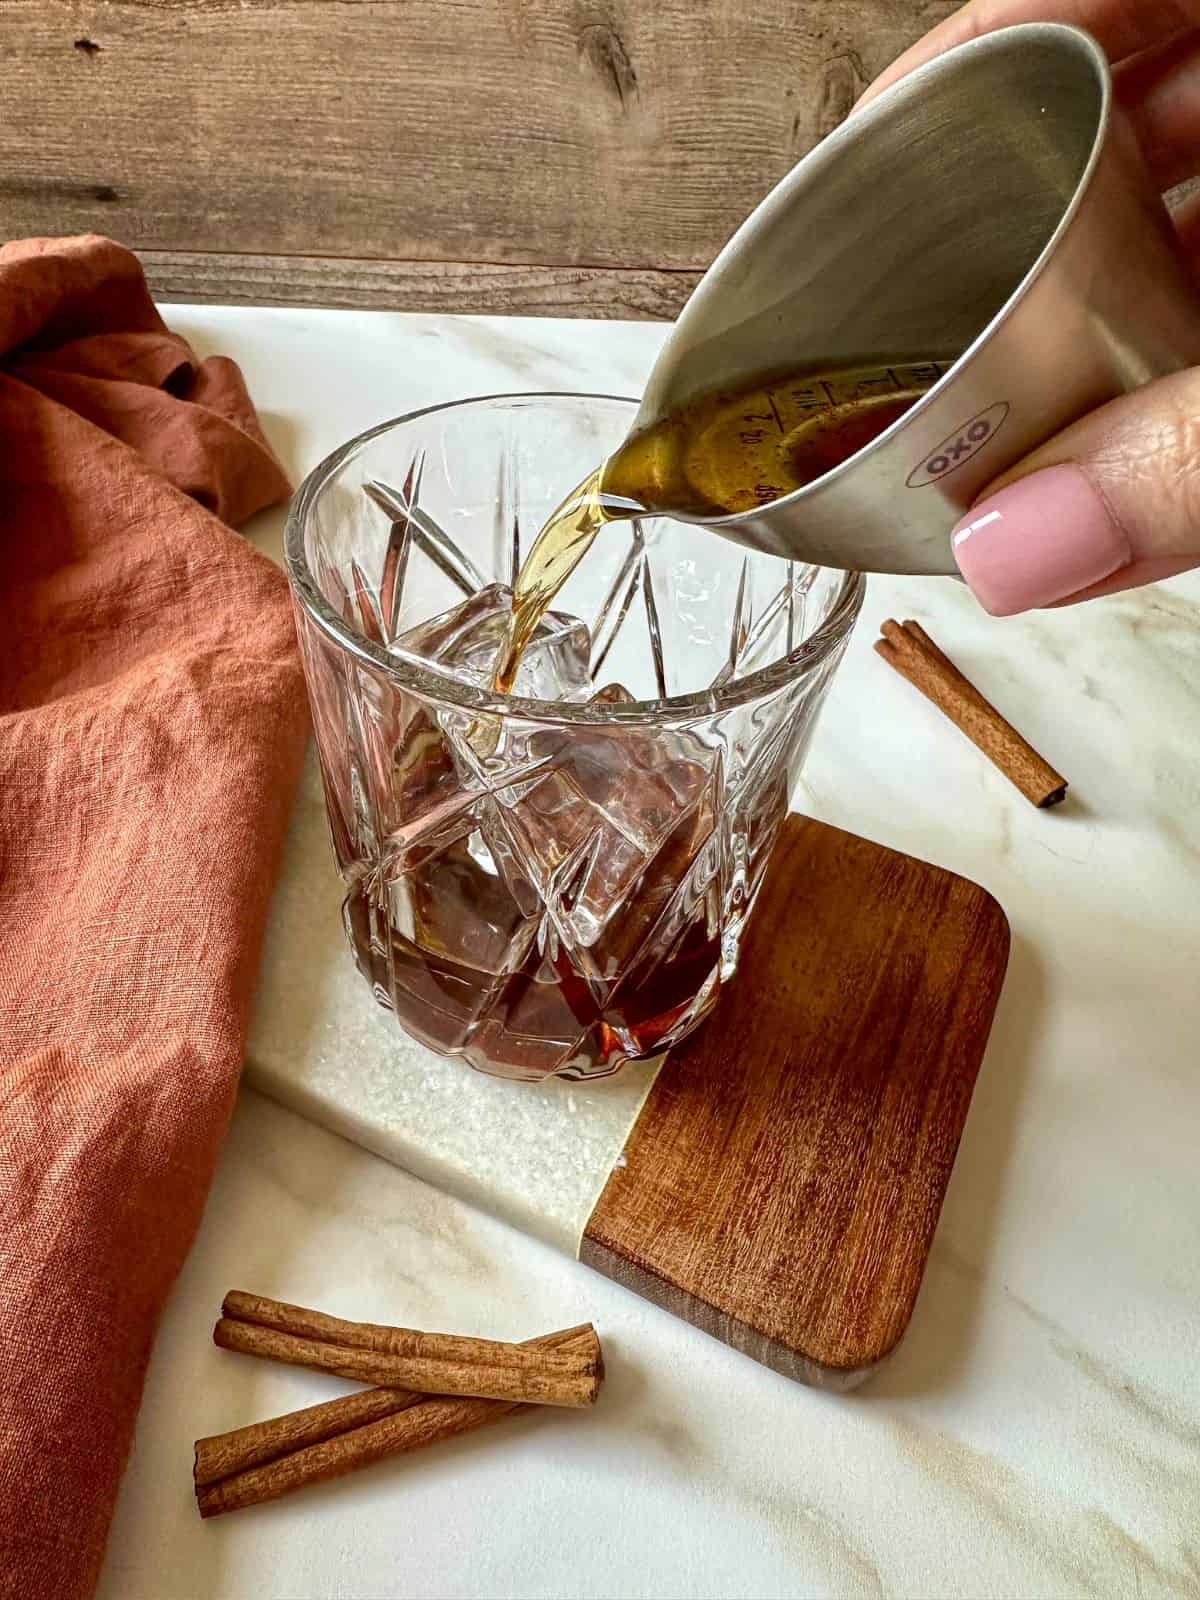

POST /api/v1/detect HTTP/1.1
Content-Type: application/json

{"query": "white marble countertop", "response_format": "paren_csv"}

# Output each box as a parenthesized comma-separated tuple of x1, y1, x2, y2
(96, 306, 1200, 1600)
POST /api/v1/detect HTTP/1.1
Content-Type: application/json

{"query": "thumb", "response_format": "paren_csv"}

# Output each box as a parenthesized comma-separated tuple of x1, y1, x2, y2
(950, 368, 1200, 614)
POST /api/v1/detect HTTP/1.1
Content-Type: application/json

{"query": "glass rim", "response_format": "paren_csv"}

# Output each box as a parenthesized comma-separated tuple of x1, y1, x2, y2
(283, 391, 865, 725)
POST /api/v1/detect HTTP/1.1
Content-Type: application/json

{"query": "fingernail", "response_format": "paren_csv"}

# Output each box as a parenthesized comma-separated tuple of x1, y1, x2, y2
(951, 464, 1131, 616)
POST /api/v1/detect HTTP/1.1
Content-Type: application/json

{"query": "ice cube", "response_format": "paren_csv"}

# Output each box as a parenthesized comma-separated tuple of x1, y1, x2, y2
(488, 719, 718, 976)
(390, 581, 593, 703)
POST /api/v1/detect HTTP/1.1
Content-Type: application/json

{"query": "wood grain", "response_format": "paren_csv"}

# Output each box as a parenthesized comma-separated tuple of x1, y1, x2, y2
(581, 814, 1010, 1388)
(137, 251, 701, 318)
(3, 0, 956, 313)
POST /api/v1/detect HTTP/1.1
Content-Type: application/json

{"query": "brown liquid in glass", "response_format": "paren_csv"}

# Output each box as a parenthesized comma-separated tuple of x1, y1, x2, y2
(344, 711, 751, 1080)
(493, 359, 949, 693)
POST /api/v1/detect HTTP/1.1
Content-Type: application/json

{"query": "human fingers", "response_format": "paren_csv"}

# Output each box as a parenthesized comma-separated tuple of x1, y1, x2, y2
(855, 0, 1200, 111)
(949, 369, 1200, 613)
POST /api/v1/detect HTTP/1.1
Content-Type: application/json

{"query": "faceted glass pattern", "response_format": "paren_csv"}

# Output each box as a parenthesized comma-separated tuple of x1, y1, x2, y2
(285, 396, 862, 1082)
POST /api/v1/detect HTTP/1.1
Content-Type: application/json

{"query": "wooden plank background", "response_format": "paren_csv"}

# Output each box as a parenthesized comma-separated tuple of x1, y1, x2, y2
(2, 0, 957, 315)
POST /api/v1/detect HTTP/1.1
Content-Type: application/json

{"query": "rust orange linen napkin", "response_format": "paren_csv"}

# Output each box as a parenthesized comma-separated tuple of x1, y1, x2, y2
(0, 236, 310, 1598)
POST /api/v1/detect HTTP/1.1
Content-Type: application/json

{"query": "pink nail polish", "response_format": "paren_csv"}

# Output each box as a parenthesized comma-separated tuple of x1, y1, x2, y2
(951, 464, 1131, 616)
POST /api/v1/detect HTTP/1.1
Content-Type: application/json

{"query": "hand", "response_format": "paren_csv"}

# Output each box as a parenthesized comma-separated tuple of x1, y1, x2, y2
(860, 1, 1200, 614)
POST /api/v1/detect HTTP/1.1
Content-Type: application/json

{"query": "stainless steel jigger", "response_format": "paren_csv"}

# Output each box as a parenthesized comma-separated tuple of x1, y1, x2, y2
(634, 22, 1200, 576)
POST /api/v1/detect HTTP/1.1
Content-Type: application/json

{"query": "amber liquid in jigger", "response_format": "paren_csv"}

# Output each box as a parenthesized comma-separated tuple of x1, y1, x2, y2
(349, 360, 945, 1079)
(493, 359, 949, 692)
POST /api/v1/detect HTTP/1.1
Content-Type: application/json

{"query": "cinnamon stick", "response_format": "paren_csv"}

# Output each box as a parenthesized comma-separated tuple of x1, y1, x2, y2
(195, 1324, 598, 1517)
(222, 1290, 597, 1376)
(194, 1384, 424, 1488)
(875, 618, 1068, 808)
(198, 1394, 519, 1518)
(197, 1321, 602, 1486)
(213, 1316, 600, 1408)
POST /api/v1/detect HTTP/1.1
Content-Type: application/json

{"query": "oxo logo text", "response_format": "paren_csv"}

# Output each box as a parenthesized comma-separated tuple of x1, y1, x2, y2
(906, 402, 1010, 488)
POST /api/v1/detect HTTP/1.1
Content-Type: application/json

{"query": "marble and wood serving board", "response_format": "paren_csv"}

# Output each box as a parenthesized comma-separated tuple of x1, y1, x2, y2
(212, 301, 1027, 1387)
(249, 781, 1008, 1387)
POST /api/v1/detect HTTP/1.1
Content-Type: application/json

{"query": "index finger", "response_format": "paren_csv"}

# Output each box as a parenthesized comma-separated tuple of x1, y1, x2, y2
(856, 0, 1200, 109)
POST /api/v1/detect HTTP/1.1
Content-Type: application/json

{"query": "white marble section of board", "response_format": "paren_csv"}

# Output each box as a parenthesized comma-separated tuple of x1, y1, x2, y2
(246, 744, 660, 1253)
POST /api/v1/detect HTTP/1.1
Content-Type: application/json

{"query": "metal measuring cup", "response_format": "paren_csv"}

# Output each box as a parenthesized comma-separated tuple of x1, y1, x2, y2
(633, 21, 1200, 576)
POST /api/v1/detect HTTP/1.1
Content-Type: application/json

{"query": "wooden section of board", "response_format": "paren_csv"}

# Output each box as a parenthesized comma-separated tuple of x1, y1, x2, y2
(136, 252, 702, 320)
(581, 815, 1010, 1389)
(2, 0, 956, 314)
